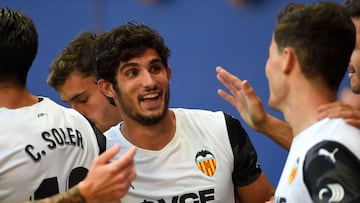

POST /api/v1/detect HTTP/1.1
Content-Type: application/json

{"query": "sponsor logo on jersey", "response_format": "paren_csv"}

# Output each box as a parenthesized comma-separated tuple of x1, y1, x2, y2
(140, 188, 215, 203)
(195, 150, 216, 177)
(288, 157, 299, 185)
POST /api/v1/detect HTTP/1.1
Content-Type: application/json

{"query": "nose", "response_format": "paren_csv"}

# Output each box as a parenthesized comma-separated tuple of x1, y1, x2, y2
(141, 70, 156, 88)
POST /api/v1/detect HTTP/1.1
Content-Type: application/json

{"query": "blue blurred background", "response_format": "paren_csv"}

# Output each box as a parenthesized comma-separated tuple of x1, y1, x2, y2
(1, 0, 345, 187)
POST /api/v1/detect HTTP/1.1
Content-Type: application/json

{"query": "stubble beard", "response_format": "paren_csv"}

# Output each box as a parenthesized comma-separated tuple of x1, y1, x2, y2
(115, 85, 170, 126)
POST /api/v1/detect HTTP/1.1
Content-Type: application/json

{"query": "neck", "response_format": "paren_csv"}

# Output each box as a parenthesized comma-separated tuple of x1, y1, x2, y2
(282, 86, 336, 136)
(0, 84, 38, 109)
(120, 109, 176, 150)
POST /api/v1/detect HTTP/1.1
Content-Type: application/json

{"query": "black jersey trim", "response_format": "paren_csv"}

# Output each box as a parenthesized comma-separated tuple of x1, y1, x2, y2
(87, 119, 106, 154)
(224, 113, 262, 187)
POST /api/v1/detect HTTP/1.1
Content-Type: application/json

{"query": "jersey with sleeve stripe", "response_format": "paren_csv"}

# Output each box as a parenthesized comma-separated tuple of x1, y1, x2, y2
(105, 108, 262, 203)
(0, 97, 100, 202)
(274, 118, 360, 203)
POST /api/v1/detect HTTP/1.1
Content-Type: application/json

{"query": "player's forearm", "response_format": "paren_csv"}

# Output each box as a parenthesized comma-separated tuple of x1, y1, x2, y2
(20, 186, 87, 203)
(257, 114, 293, 151)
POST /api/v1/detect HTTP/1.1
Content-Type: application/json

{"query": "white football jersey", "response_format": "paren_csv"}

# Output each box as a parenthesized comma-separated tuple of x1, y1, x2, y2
(0, 97, 99, 202)
(274, 118, 360, 203)
(106, 108, 262, 203)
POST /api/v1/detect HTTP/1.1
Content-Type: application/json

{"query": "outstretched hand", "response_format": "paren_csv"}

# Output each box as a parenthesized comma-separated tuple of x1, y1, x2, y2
(318, 101, 360, 128)
(216, 66, 293, 150)
(79, 145, 137, 203)
(216, 66, 267, 131)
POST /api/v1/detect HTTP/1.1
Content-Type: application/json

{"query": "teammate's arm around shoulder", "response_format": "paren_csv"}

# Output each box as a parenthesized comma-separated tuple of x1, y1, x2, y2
(21, 145, 136, 203)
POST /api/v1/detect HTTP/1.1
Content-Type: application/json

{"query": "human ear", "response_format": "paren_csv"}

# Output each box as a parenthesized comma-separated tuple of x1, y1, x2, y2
(166, 66, 172, 80)
(282, 47, 297, 75)
(97, 79, 116, 98)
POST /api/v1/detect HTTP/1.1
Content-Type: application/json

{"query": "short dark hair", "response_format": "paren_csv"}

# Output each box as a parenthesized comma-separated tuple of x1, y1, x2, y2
(274, 2, 355, 91)
(48, 32, 98, 91)
(0, 7, 38, 86)
(344, 0, 360, 17)
(94, 22, 171, 86)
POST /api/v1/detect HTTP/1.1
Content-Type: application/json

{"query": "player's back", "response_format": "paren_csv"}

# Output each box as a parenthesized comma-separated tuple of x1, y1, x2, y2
(0, 97, 99, 202)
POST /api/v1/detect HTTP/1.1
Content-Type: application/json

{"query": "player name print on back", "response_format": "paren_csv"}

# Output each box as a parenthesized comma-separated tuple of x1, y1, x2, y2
(25, 127, 84, 162)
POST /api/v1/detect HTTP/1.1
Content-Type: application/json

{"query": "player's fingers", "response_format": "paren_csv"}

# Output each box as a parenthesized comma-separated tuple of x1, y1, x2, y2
(119, 163, 136, 183)
(217, 73, 233, 92)
(112, 147, 137, 169)
(345, 119, 360, 128)
(317, 101, 351, 112)
(217, 67, 243, 88)
(95, 145, 121, 165)
(217, 89, 236, 105)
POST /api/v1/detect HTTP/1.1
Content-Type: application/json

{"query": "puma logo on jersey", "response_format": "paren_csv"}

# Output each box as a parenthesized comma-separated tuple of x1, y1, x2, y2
(318, 148, 338, 164)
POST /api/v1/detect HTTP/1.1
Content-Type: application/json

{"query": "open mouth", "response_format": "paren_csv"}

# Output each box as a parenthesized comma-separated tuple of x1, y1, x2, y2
(140, 92, 160, 102)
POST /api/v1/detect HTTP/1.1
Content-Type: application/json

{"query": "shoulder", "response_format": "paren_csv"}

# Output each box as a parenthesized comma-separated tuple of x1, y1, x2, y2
(171, 108, 226, 123)
(104, 123, 122, 138)
(40, 97, 97, 138)
(40, 97, 79, 114)
(223, 112, 248, 142)
(304, 140, 360, 171)
(316, 118, 360, 152)
(40, 97, 88, 121)
(303, 140, 360, 202)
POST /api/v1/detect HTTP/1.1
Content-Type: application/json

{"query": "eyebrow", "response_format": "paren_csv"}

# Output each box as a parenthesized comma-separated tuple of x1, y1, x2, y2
(119, 58, 164, 71)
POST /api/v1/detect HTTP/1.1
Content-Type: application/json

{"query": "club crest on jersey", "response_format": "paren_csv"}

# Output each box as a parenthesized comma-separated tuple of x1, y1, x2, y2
(288, 157, 299, 185)
(195, 150, 216, 177)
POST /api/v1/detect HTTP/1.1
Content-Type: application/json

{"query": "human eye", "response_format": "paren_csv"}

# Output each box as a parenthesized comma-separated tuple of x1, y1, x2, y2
(150, 64, 164, 74)
(75, 95, 89, 104)
(126, 69, 138, 78)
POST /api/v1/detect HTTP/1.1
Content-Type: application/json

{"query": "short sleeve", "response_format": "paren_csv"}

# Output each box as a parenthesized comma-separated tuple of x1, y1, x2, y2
(224, 113, 262, 187)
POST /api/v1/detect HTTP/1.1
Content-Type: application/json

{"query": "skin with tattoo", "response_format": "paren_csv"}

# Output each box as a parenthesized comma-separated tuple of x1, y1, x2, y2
(19, 145, 136, 203)
(28, 187, 86, 203)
